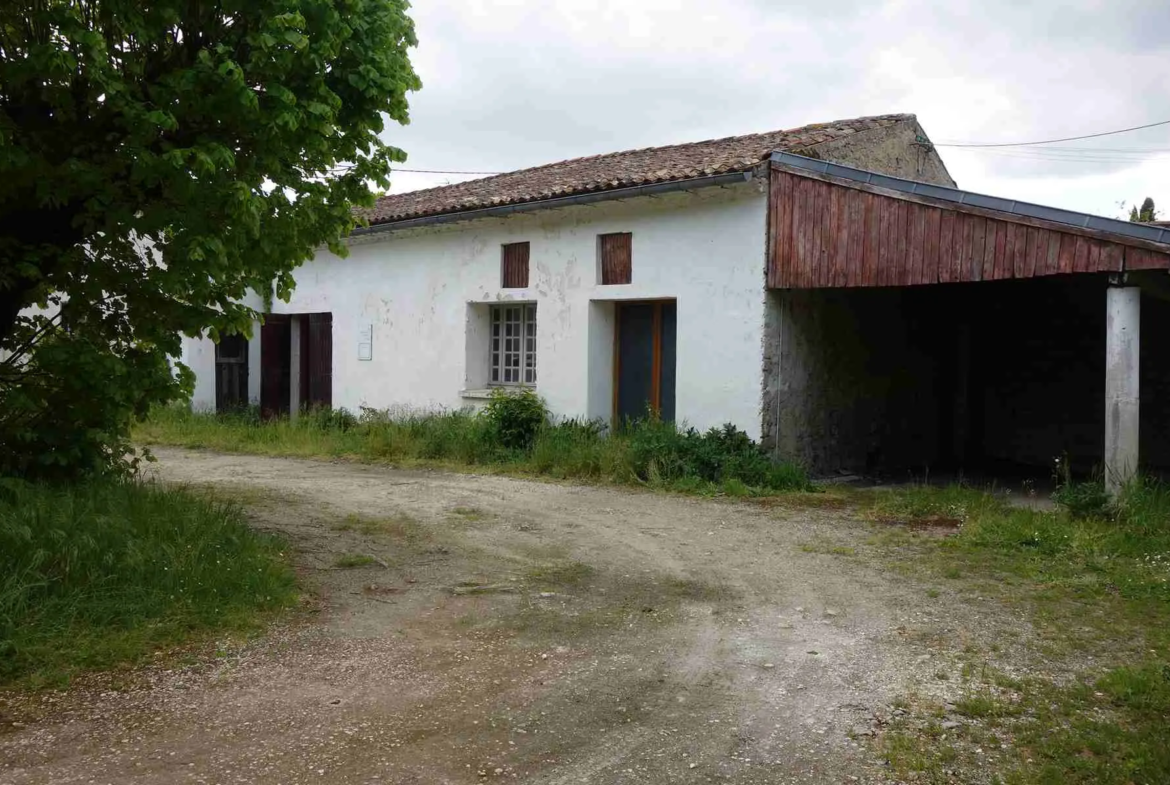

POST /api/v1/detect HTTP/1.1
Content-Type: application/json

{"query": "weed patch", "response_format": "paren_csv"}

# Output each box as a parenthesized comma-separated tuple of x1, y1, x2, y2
(138, 404, 813, 495)
(331, 512, 428, 541)
(883, 664, 1170, 785)
(867, 480, 1170, 784)
(449, 506, 489, 523)
(0, 480, 297, 688)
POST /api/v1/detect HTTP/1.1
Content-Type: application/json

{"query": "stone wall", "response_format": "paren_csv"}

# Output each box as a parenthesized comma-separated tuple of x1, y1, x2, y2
(802, 118, 957, 188)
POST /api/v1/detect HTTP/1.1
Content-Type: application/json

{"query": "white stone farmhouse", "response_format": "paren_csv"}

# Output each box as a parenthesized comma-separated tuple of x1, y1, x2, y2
(182, 113, 1170, 485)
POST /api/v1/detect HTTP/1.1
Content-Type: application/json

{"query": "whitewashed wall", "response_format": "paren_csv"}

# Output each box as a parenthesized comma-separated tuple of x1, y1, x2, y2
(186, 180, 769, 439)
(182, 294, 263, 411)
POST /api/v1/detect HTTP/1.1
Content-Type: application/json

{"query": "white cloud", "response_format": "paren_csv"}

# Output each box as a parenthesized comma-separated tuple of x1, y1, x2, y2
(383, 0, 1170, 218)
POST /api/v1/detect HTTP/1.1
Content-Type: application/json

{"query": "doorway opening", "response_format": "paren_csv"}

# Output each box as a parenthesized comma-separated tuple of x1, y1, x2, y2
(259, 312, 333, 417)
(214, 333, 249, 412)
(614, 300, 677, 425)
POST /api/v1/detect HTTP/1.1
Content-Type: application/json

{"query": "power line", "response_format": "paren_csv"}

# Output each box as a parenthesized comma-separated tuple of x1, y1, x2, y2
(936, 118, 1170, 148)
(958, 147, 1168, 159)
(329, 163, 501, 175)
(394, 167, 502, 175)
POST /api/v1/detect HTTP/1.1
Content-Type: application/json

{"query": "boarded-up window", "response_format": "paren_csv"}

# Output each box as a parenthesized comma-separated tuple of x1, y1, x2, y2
(501, 242, 530, 288)
(599, 233, 632, 285)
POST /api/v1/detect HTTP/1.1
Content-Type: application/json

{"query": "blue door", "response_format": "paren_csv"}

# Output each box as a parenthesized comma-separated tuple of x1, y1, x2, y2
(615, 301, 676, 425)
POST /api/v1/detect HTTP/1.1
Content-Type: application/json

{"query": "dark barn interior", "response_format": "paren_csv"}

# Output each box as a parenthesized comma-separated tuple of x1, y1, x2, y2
(763, 155, 1170, 483)
(766, 278, 1170, 479)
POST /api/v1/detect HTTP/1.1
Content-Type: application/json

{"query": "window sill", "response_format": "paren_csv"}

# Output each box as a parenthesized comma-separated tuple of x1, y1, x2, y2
(461, 386, 534, 400)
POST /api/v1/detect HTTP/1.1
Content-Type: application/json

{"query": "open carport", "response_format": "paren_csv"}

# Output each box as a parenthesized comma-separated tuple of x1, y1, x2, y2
(762, 154, 1170, 488)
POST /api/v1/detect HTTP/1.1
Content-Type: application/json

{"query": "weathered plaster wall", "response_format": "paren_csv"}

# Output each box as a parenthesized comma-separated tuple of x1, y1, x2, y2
(187, 183, 770, 438)
(804, 118, 956, 188)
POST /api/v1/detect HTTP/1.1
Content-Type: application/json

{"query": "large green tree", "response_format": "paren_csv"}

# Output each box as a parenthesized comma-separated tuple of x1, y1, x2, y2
(0, 1, 419, 477)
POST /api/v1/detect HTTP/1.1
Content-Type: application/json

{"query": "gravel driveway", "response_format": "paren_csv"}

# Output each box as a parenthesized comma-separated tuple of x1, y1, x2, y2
(0, 449, 1027, 784)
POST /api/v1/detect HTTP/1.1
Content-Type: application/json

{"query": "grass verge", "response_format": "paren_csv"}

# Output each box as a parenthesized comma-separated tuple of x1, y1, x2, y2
(0, 479, 298, 688)
(136, 402, 812, 496)
(862, 480, 1170, 785)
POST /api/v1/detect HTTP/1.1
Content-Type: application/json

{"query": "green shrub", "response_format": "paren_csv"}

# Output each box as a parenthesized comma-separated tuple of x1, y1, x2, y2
(1052, 480, 1112, 519)
(625, 419, 809, 491)
(482, 388, 548, 451)
(1, 330, 185, 481)
(1051, 456, 1112, 519)
(0, 479, 297, 686)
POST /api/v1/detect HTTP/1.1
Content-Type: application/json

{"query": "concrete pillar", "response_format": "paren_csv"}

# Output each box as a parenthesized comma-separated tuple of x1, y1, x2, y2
(1105, 286, 1140, 494)
(246, 319, 262, 405)
(289, 315, 302, 421)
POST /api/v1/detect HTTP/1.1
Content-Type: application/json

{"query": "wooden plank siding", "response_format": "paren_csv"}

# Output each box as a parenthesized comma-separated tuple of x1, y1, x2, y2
(767, 166, 1170, 288)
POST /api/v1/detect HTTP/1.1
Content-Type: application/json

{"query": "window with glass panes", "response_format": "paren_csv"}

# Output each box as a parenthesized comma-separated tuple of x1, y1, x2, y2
(489, 304, 536, 385)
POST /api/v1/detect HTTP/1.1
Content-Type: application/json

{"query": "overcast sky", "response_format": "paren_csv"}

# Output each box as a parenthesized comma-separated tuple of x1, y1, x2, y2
(383, 0, 1170, 221)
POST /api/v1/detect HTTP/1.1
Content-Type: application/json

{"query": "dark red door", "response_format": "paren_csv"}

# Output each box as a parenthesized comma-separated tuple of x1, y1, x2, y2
(307, 313, 333, 408)
(260, 315, 291, 417)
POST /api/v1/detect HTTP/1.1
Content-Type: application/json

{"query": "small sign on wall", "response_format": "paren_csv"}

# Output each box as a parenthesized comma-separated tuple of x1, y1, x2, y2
(358, 324, 373, 361)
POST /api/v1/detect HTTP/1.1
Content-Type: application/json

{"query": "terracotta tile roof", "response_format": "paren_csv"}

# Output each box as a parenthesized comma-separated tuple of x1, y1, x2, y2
(362, 113, 915, 226)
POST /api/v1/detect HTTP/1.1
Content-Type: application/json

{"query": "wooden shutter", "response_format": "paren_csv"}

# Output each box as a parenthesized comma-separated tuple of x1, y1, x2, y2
(260, 315, 290, 417)
(600, 233, 632, 284)
(307, 313, 333, 408)
(501, 242, 530, 288)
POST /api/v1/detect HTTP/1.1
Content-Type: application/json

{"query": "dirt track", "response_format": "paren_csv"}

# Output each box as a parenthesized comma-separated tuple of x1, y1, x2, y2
(0, 449, 1030, 784)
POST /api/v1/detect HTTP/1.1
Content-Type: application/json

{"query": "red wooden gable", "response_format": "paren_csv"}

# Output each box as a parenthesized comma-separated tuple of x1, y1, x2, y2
(767, 164, 1170, 289)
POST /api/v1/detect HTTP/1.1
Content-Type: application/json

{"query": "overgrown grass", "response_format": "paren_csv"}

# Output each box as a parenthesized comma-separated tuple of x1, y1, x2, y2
(137, 403, 813, 495)
(867, 479, 1170, 784)
(0, 480, 298, 688)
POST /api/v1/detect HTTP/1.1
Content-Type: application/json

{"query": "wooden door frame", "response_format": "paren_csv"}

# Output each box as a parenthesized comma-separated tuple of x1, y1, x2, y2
(611, 298, 675, 425)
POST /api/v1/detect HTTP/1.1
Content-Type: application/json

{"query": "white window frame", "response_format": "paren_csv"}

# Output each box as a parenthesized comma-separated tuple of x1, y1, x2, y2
(489, 303, 536, 386)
